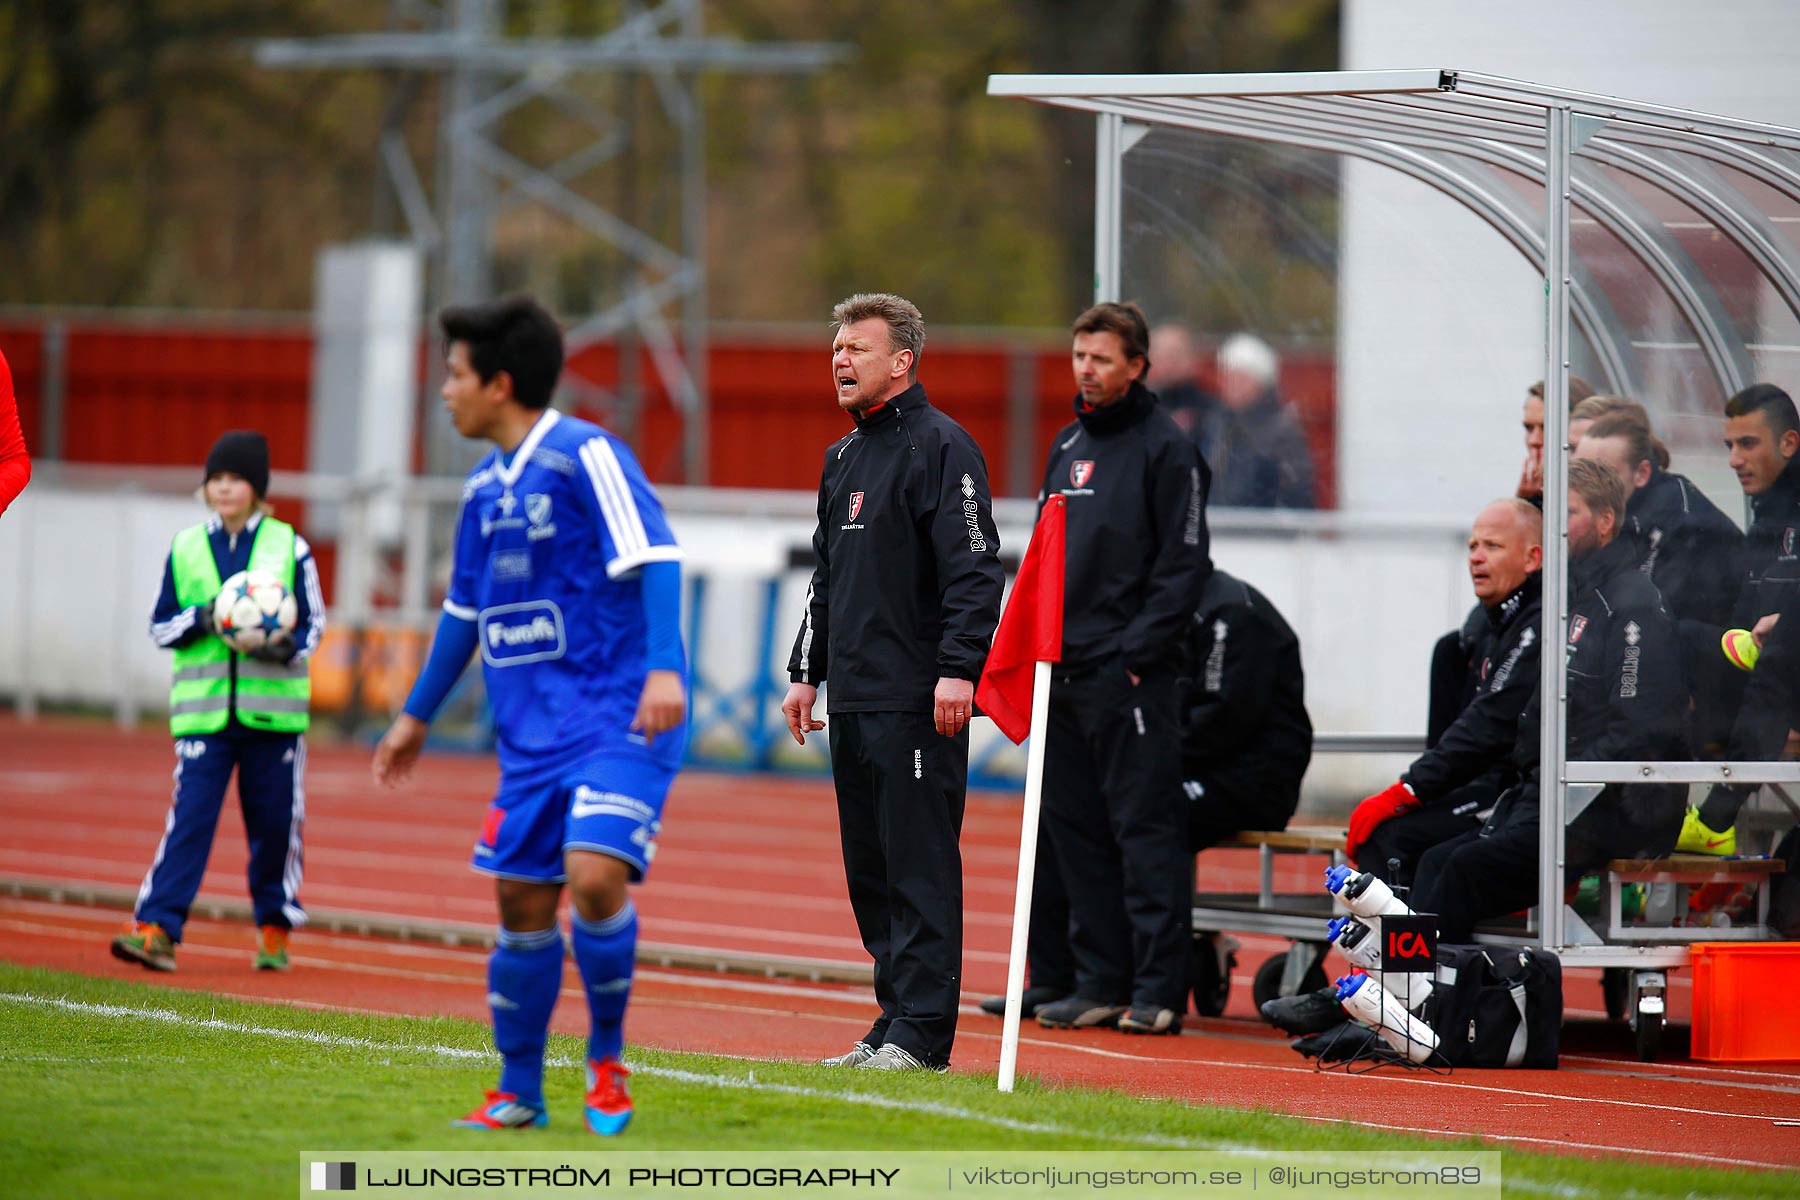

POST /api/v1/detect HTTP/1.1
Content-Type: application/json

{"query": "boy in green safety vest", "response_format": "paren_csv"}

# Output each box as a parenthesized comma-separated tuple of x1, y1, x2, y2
(111, 430, 326, 973)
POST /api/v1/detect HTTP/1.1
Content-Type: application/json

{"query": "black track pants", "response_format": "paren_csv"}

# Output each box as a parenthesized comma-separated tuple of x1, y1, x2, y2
(1041, 664, 1191, 1011)
(829, 710, 968, 1067)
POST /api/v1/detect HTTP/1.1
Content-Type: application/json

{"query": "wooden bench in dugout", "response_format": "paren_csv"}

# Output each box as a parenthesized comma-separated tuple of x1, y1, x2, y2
(1588, 854, 1786, 1059)
(1596, 854, 1787, 944)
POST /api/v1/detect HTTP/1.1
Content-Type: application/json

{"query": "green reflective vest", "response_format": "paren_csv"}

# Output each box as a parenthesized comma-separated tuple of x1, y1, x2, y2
(168, 517, 311, 737)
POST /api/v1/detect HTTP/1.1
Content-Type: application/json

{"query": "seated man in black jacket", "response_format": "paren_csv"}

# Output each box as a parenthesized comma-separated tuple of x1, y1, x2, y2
(1183, 568, 1313, 849)
(1413, 459, 1689, 942)
(1575, 409, 1743, 632)
(1347, 499, 1543, 891)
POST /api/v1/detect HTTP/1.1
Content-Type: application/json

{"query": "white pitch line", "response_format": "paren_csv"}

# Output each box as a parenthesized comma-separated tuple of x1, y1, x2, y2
(0, 992, 1241, 1154)
(0, 989, 1646, 1192)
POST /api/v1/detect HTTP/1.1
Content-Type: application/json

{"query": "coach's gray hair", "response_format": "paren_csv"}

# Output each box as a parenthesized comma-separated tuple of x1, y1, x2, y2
(832, 293, 924, 381)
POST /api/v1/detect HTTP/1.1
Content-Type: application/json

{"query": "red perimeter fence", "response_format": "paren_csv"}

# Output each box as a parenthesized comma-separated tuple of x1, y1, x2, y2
(0, 315, 1336, 503)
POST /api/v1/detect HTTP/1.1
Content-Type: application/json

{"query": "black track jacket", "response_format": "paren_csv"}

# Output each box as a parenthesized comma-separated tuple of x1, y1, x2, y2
(1487, 536, 1688, 838)
(1404, 574, 1542, 804)
(1625, 467, 1743, 628)
(1038, 382, 1212, 675)
(788, 383, 1004, 713)
(1179, 569, 1312, 802)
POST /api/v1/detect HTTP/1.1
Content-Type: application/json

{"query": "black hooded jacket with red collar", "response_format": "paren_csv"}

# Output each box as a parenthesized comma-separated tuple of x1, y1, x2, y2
(787, 382, 1004, 712)
(1037, 381, 1212, 675)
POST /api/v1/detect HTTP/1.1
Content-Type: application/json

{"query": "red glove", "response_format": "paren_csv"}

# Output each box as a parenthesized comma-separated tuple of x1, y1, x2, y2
(1346, 780, 1419, 865)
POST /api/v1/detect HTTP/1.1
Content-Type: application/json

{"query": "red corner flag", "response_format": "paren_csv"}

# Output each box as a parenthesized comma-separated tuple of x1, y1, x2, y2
(976, 495, 1066, 744)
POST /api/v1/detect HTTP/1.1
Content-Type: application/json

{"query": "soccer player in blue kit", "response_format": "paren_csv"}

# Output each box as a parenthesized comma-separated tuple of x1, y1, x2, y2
(373, 296, 686, 1136)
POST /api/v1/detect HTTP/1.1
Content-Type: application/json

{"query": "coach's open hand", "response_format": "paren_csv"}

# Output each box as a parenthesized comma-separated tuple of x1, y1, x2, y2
(782, 682, 826, 746)
(633, 669, 686, 745)
(934, 676, 974, 737)
(371, 714, 428, 787)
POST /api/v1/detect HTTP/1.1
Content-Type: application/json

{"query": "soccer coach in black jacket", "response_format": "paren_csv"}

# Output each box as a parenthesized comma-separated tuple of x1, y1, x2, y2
(783, 293, 1004, 1074)
(1033, 301, 1211, 1037)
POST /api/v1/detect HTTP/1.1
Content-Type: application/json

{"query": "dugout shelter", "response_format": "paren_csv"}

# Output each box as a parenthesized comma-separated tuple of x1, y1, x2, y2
(988, 68, 1800, 1057)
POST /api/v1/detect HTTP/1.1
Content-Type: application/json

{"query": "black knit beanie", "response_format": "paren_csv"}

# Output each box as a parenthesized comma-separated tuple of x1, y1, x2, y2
(203, 430, 271, 497)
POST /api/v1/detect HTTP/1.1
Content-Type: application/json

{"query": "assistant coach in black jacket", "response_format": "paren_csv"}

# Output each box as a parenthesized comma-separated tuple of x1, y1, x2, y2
(1032, 301, 1211, 1037)
(783, 293, 1003, 1074)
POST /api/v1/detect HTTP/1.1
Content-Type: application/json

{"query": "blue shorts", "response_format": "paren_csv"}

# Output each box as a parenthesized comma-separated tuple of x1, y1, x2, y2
(471, 743, 677, 884)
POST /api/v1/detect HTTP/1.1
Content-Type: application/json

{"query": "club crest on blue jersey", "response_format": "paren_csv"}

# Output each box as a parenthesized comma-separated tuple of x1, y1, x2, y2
(479, 600, 567, 666)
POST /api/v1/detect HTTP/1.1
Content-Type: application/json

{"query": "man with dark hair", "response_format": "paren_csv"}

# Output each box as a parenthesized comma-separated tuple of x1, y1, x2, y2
(1576, 409, 1743, 629)
(1032, 300, 1211, 1036)
(437, 295, 567, 411)
(1680, 383, 1800, 849)
(784, 292, 1004, 1073)
(374, 294, 687, 1135)
(1412, 459, 1687, 942)
(985, 565, 1306, 1024)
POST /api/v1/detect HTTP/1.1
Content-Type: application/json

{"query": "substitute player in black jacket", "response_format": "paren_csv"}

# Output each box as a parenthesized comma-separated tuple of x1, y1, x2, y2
(1413, 460, 1688, 942)
(1348, 500, 1543, 889)
(1182, 568, 1312, 847)
(1032, 301, 1211, 1037)
(783, 293, 1003, 1073)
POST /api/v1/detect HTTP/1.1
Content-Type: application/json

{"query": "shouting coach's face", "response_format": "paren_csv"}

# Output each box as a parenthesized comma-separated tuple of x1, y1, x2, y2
(832, 317, 911, 416)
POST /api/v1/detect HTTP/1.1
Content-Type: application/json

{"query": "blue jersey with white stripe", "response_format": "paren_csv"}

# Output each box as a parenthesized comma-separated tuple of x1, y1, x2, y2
(445, 410, 684, 780)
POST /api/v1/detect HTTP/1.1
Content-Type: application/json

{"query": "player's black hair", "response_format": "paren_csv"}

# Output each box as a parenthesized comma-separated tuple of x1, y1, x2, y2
(1725, 382, 1800, 438)
(438, 295, 565, 411)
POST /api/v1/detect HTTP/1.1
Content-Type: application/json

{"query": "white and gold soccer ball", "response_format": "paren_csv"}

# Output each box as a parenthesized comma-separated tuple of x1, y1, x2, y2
(212, 569, 298, 654)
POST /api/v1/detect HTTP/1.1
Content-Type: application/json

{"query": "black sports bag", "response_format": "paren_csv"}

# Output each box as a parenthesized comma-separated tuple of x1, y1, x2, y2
(1422, 943, 1562, 1068)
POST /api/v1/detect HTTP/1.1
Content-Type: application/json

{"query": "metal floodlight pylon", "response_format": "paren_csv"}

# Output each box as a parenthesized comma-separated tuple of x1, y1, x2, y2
(258, 0, 851, 482)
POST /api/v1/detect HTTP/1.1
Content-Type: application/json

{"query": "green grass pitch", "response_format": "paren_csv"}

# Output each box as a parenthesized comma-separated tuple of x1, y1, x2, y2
(0, 962, 1791, 1198)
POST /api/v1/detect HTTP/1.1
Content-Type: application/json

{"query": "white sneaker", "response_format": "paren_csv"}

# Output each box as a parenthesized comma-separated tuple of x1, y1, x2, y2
(856, 1043, 946, 1073)
(819, 1041, 877, 1067)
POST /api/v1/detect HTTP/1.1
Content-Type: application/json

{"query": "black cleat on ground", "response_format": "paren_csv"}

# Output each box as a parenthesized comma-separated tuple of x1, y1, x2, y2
(977, 986, 1069, 1018)
(1259, 985, 1345, 1036)
(1035, 997, 1128, 1030)
(1117, 1005, 1183, 1035)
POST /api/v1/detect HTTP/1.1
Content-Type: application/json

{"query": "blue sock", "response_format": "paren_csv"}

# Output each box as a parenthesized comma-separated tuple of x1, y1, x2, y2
(489, 926, 564, 1108)
(570, 901, 637, 1064)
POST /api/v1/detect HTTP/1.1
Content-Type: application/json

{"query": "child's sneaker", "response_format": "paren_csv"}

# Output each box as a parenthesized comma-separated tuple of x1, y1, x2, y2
(453, 1090, 547, 1129)
(110, 922, 176, 972)
(254, 926, 290, 971)
(584, 1058, 633, 1136)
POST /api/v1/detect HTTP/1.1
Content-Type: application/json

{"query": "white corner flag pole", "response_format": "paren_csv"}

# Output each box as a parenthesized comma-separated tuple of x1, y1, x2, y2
(997, 658, 1054, 1093)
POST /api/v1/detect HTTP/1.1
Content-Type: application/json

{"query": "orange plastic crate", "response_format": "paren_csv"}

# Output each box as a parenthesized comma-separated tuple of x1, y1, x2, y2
(1690, 942, 1800, 1062)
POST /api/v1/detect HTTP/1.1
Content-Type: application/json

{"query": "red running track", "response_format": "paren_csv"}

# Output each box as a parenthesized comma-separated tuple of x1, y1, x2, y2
(3, 715, 1798, 1171)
